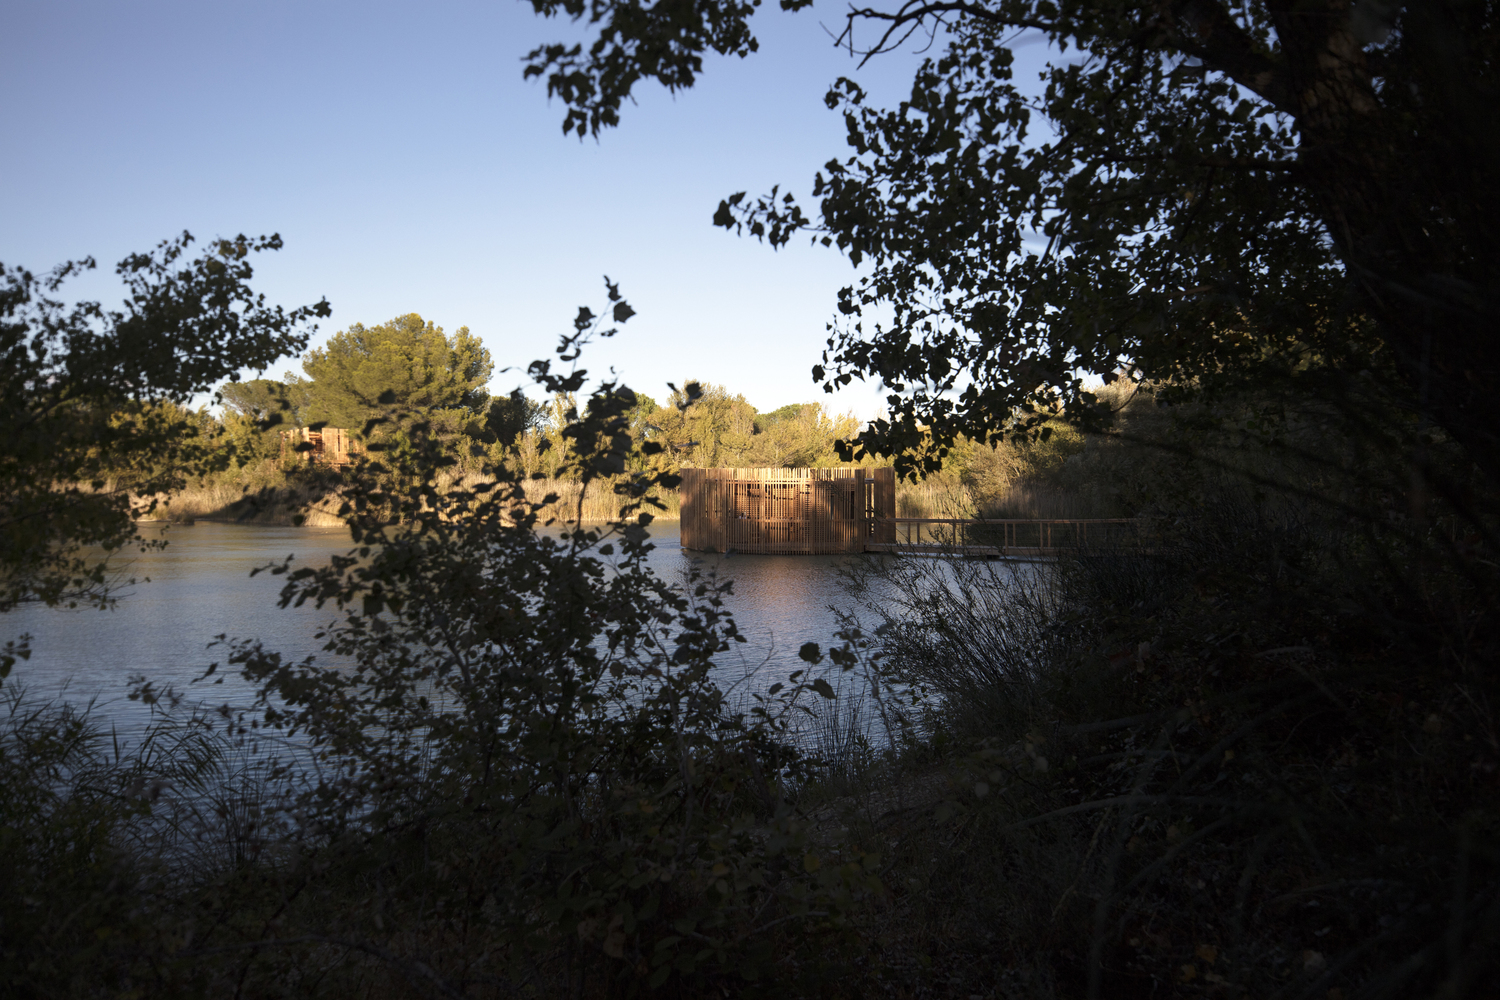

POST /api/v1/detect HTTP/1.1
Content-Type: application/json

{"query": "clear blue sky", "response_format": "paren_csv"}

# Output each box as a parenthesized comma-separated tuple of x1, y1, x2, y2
(2, 0, 962, 418)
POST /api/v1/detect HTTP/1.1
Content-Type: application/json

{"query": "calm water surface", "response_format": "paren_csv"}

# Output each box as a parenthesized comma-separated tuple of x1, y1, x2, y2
(4, 521, 879, 732)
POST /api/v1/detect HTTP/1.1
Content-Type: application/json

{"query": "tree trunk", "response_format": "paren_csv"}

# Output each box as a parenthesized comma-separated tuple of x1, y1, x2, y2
(1276, 0, 1500, 479)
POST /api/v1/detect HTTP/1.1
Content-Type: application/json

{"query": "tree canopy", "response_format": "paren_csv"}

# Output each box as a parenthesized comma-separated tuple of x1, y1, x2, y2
(219, 374, 310, 426)
(526, 1, 1499, 477)
(631, 382, 861, 470)
(302, 313, 493, 429)
(484, 388, 549, 446)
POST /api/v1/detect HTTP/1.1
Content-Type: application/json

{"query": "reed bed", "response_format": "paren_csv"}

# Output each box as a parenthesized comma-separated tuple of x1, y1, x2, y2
(977, 481, 1102, 519)
(132, 470, 682, 528)
(426, 473, 680, 524)
(132, 466, 348, 527)
(510, 475, 681, 523)
(893, 478, 975, 519)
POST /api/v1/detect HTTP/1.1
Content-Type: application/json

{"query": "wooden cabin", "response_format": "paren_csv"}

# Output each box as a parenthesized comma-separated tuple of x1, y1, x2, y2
(679, 467, 896, 555)
(279, 427, 359, 468)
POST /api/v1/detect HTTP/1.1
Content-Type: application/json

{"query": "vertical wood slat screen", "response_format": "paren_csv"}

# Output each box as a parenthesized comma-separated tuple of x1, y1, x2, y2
(279, 427, 359, 467)
(680, 467, 896, 554)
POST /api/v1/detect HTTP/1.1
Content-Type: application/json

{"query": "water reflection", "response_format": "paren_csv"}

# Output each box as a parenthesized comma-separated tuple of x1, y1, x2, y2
(4, 523, 353, 730)
(3, 521, 879, 734)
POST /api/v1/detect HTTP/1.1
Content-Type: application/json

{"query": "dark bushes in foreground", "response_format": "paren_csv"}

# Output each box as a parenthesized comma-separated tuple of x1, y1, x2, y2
(822, 414, 1500, 998)
(0, 294, 879, 999)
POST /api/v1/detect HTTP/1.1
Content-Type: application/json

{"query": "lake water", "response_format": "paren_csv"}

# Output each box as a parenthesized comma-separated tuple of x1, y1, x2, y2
(2, 521, 885, 734)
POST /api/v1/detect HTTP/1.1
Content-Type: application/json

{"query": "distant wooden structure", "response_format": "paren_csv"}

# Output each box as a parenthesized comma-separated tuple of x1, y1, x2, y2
(680, 467, 896, 555)
(280, 427, 359, 468)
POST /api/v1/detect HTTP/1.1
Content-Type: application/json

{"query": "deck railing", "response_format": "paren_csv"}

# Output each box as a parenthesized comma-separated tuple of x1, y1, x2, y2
(884, 517, 1138, 551)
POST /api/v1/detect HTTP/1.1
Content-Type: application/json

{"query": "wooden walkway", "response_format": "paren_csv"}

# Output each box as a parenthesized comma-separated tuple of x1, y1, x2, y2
(864, 517, 1138, 559)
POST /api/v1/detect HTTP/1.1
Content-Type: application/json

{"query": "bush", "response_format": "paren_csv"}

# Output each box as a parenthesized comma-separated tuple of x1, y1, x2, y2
(0, 685, 298, 998)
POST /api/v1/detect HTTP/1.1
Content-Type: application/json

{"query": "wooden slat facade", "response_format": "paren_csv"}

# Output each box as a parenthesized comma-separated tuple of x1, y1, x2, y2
(679, 467, 897, 554)
(279, 427, 360, 468)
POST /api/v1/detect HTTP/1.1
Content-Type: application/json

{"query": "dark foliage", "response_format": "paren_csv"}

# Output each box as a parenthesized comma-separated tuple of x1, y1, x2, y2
(833, 409, 1500, 998)
(527, 1, 1499, 483)
(0, 233, 328, 619)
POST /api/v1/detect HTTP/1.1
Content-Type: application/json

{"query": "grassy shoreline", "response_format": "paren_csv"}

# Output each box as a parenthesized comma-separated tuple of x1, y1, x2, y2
(134, 472, 689, 527)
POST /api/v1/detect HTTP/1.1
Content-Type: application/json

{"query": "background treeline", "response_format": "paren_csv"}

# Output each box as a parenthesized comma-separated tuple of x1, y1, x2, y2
(144, 311, 886, 523)
(138, 306, 1201, 528)
(159, 310, 1116, 526)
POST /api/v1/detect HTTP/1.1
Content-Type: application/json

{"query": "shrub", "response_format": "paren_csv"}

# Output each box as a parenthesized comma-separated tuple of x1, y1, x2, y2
(2, 287, 882, 998)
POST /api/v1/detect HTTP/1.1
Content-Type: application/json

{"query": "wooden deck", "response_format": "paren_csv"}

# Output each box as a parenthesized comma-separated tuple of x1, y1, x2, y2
(864, 542, 1063, 560)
